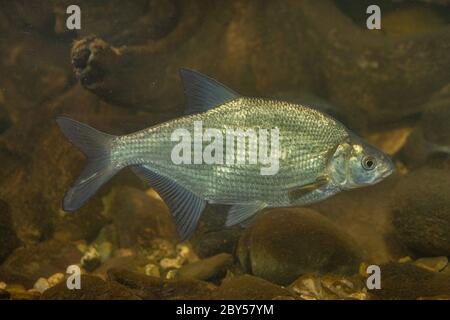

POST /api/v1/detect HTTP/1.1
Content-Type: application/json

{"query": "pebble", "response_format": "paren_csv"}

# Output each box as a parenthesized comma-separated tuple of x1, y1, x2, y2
(160, 257, 184, 270)
(414, 256, 448, 272)
(176, 243, 198, 263)
(144, 263, 161, 278)
(33, 277, 50, 293)
(81, 246, 101, 271)
(165, 269, 178, 280)
(48, 273, 65, 287)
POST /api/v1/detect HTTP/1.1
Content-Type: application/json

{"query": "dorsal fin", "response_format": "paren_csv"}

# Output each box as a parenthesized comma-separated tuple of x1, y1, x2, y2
(179, 68, 240, 115)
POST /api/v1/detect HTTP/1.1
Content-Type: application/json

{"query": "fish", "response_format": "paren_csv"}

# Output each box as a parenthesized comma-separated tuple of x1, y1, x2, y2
(56, 68, 395, 240)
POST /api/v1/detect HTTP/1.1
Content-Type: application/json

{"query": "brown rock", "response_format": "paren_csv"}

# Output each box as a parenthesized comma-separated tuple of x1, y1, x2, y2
(391, 167, 450, 256)
(108, 268, 216, 300)
(0, 240, 83, 288)
(213, 275, 295, 300)
(237, 208, 362, 285)
(176, 253, 234, 281)
(41, 275, 140, 300)
(191, 206, 243, 258)
(370, 262, 450, 300)
(109, 186, 178, 247)
(0, 200, 20, 263)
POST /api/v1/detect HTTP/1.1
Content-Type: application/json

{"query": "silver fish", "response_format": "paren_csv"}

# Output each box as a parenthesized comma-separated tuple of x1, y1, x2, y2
(57, 69, 395, 240)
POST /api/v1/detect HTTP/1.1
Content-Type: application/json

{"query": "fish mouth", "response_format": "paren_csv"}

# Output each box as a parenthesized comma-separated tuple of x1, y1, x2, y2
(380, 157, 395, 179)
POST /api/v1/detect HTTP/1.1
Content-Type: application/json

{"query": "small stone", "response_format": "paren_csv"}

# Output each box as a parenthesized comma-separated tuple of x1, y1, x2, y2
(289, 274, 323, 300)
(176, 243, 198, 263)
(144, 264, 160, 278)
(176, 253, 234, 281)
(398, 256, 413, 263)
(414, 256, 448, 272)
(289, 273, 366, 300)
(8, 287, 40, 300)
(165, 269, 178, 280)
(147, 238, 176, 261)
(33, 278, 50, 293)
(115, 248, 134, 257)
(81, 246, 101, 272)
(348, 292, 369, 300)
(48, 273, 65, 287)
(160, 257, 184, 270)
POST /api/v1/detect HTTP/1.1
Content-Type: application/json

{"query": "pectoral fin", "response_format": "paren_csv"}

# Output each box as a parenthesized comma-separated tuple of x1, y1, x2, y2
(288, 177, 329, 202)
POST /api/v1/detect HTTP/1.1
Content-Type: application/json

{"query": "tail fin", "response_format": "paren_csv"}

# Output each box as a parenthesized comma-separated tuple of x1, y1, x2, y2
(56, 117, 119, 211)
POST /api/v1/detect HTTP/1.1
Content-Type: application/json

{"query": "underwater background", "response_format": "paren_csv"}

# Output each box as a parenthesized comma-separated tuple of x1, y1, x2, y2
(0, 0, 450, 300)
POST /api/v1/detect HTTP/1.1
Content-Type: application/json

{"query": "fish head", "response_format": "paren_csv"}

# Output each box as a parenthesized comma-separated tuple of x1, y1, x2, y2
(329, 135, 395, 190)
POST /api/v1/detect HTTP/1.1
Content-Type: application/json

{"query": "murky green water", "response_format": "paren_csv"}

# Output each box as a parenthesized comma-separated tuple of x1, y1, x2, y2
(0, 0, 449, 300)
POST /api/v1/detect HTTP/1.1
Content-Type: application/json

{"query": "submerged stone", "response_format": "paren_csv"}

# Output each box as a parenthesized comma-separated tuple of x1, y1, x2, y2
(236, 208, 362, 285)
(391, 167, 450, 256)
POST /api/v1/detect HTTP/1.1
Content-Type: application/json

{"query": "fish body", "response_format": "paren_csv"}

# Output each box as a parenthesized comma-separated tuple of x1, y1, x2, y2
(112, 97, 347, 207)
(57, 69, 394, 240)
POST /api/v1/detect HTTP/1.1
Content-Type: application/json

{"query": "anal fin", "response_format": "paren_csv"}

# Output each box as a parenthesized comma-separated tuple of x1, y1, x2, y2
(132, 165, 206, 241)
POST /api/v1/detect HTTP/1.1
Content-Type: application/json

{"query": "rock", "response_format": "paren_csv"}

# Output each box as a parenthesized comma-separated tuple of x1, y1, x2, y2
(0, 199, 20, 263)
(289, 273, 369, 300)
(391, 167, 450, 256)
(310, 173, 404, 263)
(108, 268, 216, 300)
(33, 278, 50, 293)
(93, 255, 150, 278)
(191, 206, 244, 258)
(237, 208, 362, 285)
(414, 256, 448, 272)
(381, 4, 446, 36)
(176, 253, 234, 281)
(370, 262, 450, 300)
(6, 287, 40, 300)
(421, 87, 450, 145)
(212, 275, 295, 300)
(399, 84, 450, 168)
(0, 240, 83, 288)
(109, 186, 178, 247)
(0, 288, 10, 300)
(70, 2, 450, 127)
(41, 275, 140, 300)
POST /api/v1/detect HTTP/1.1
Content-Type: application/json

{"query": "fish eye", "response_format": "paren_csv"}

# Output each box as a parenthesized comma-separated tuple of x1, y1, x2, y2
(362, 156, 376, 170)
